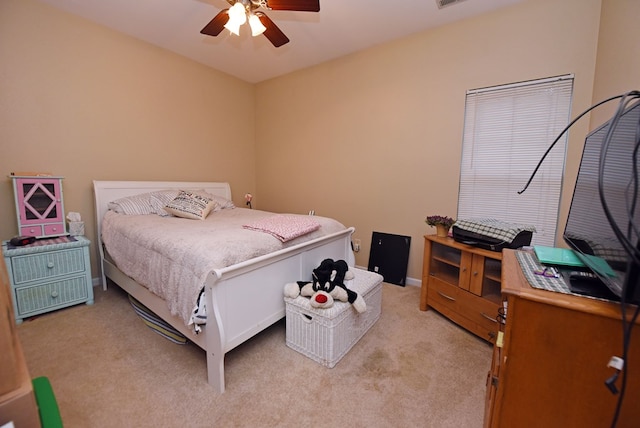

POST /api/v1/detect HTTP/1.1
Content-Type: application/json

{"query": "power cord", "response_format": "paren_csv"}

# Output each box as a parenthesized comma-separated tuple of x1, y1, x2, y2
(598, 91, 640, 428)
(605, 356, 624, 394)
(518, 94, 626, 195)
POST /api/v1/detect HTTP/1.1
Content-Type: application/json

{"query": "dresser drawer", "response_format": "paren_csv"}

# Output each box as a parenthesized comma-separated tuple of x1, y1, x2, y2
(456, 290, 500, 335)
(15, 276, 89, 316)
(427, 276, 460, 312)
(10, 248, 87, 284)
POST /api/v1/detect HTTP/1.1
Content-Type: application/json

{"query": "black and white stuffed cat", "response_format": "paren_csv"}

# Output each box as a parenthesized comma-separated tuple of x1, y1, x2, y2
(284, 258, 366, 313)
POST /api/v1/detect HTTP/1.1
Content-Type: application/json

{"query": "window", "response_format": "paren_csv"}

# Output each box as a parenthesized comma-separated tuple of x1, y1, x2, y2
(458, 75, 574, 246)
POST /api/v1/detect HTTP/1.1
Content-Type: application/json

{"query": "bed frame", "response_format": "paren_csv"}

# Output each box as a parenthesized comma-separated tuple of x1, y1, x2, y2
(93, 181, 354, 393)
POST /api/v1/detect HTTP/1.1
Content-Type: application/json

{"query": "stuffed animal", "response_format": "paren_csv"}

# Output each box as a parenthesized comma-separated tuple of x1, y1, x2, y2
(284, 258, 366, 313)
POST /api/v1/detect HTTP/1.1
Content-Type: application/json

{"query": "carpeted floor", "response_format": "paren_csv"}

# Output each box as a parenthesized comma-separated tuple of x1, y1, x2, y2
(17, 282, 492, 427)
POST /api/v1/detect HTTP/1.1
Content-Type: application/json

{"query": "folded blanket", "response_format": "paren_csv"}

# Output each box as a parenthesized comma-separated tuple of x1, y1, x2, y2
(243, 214, 320, 242)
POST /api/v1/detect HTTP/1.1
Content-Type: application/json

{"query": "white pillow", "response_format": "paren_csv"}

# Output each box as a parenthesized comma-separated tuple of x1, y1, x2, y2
(108, 189, 233, 216)
(210, 195, 235, 210)
(108, 192, 157, 215)
(164, 190, 217, 220)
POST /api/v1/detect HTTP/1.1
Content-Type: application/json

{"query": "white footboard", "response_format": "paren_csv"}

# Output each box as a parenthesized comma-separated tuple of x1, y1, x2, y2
(204, 227, 354, 393)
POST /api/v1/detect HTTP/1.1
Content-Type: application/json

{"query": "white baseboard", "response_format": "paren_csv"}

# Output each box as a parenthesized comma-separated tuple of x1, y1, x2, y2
(405, 276, 421, 287)
(354, 265, 421, 288)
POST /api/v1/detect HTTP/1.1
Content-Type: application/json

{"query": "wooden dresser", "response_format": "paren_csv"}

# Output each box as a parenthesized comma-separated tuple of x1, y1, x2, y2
(484, 250, 640, 427)
(0, 250, 40, 427)
(421, 235, 502, 343)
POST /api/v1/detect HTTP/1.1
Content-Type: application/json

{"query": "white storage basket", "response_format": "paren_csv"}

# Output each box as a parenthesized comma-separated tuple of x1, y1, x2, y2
(285, 268, 383, 368)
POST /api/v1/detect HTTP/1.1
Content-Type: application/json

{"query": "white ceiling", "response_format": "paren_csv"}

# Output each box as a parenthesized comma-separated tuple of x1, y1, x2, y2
(39, 0, 524, 83)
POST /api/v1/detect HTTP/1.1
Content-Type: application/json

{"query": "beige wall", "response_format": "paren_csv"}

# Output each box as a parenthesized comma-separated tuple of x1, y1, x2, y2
(557, 0, 640, 271)
(0, 0, 256, 277)
(590, 0, 640, 127)
(2, 0, 638, 286)
(255, 0, 602, 282)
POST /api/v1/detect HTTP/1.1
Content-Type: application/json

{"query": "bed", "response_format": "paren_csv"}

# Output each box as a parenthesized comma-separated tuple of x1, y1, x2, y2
(93, 181, 355, 393)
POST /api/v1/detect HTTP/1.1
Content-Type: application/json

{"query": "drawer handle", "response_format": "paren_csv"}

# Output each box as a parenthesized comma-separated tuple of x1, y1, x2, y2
(481, 312, 498, 323)
(51, 291, 59, 298)
(437, 291, 456, 302)
(491, 375, 499, 387)
(47, 262, 55, 269)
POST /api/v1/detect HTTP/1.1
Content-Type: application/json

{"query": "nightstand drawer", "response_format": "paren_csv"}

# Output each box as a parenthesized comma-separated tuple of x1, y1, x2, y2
(15, 276, 89, 316)
(10, 248, 86, 284)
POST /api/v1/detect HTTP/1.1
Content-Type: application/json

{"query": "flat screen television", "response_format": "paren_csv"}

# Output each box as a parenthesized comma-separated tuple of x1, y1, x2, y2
(563, 95, 640, 304)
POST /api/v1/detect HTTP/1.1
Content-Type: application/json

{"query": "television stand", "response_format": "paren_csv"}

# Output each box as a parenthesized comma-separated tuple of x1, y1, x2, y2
(484, 250, 640, 427)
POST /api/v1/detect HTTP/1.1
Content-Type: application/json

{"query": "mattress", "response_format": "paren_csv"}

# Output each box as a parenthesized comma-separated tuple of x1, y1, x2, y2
(101, 208, 348, 327)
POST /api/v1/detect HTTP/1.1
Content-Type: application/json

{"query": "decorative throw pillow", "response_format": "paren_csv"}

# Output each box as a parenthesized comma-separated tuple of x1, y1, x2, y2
(185, 190, 235, 212)
(164, 190, 217, 220)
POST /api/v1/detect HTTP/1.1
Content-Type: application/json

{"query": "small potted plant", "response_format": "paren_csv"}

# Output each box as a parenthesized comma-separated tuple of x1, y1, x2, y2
(426, 215, 455, 237)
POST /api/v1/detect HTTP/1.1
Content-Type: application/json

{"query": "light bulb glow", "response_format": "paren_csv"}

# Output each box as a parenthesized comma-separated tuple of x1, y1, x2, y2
(224, 20, 242, 36)
(249, 14, 266, 36)
(229, 3, 246, 24)
(224, 2, 247, 36)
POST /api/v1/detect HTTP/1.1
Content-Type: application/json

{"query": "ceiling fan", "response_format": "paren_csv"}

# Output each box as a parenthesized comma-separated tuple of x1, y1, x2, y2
(200, 0, 320, 48)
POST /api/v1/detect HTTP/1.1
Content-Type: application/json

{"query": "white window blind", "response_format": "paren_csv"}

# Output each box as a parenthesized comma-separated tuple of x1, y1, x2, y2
(458, 75, 574, 246)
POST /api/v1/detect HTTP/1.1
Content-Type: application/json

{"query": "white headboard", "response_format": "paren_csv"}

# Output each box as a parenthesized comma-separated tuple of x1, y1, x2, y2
(92, 180, 232, 287)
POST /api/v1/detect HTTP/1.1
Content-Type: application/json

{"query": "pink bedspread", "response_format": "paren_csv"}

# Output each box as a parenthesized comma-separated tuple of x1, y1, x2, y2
(242, 214, 320, 242)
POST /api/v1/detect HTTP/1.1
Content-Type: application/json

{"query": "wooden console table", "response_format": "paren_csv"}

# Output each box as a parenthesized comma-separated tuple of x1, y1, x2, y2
(484, 249, 640, 427)
(421, 235, 502, 343)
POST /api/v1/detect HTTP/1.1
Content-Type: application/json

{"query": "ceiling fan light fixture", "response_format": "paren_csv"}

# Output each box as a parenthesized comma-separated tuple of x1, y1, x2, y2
(224, 20, 242, 36)
(228, 2, 246, 22)
(248, 14, 266, 37)
(224, 2, 246, 35)
(201, 0, 319, 47)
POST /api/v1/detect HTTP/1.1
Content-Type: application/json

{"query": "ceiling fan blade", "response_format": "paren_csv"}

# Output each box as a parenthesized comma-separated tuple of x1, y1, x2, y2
(265, 0, 320, 12)
(200, 9, 230, 37)
(256, 12, 290, 47)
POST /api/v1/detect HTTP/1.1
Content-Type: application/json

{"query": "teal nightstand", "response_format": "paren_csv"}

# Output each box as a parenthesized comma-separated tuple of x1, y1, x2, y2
(2, 236, 94, 323)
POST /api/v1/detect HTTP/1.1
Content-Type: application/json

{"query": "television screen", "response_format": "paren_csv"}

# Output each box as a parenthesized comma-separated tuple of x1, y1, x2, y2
(563, 97, 640, 303)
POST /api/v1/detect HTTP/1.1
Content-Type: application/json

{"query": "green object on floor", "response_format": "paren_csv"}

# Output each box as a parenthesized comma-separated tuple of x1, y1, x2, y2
(32, 376, 63, 428)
